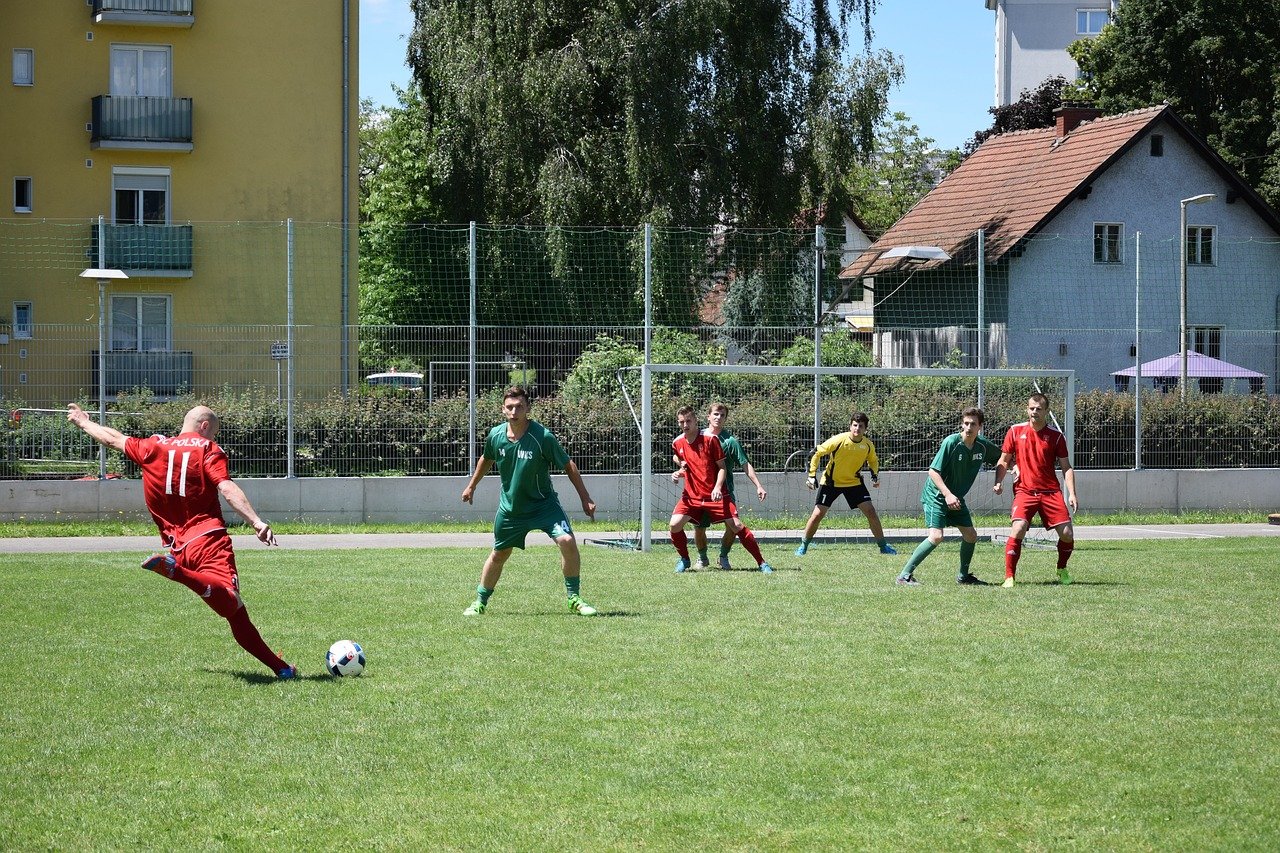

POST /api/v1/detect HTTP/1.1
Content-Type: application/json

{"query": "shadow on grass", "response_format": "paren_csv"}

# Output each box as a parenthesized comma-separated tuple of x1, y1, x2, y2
(218, 669, 334, 684)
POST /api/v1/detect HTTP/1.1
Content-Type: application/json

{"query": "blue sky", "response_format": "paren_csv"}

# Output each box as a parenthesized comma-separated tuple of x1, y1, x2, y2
(358, 0, 995, 151)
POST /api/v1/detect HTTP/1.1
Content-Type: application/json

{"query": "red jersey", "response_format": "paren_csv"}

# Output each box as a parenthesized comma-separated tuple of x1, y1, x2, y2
(125, 432, 231, 550)
(1001, 422, 1069, 493)
(672, 431, 725, 503)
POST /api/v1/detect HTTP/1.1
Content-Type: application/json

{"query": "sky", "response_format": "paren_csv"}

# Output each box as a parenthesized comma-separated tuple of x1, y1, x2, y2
(358, 0, 996, 151)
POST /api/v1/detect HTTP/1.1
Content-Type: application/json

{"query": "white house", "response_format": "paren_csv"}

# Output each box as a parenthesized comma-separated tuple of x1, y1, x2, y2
(986, 0, 1116, 105)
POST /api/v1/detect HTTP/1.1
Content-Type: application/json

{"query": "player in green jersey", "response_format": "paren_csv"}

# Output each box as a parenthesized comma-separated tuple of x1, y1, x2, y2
(461, 386, 599, 616)
(896, 407, 1002, 586)
(689, 402, 767, 569)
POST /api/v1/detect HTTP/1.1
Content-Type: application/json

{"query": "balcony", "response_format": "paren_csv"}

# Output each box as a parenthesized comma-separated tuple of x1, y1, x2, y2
(92, 0, 194, 27)
(91, 96, 193, 152)
(91, 350, 194, 399)
(89, 224, 194, 277)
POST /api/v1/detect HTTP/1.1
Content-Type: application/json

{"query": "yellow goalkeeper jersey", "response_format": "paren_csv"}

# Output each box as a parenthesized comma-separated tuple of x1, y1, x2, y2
(807, 433, 879, 487)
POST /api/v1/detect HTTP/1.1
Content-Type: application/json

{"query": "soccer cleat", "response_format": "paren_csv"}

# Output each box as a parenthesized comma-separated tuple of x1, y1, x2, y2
(896, 575, 921, 586)
(277, 664, 299, 680)
(1001, 577, 1015, 589)
(758, 562, 774, 574)
(463, 599, 487, 616)
(568, 595, 597, 616)
(695, 557, 711, 570)
(878, 542, 898, 555)
(718, 554, 732, 570)
(674, 557, 691, 573)
(1058, 568, 1073, 585)
(795, 541, 809, 556)
(141, 552, 176, 577)
(957, 574, 989, 586)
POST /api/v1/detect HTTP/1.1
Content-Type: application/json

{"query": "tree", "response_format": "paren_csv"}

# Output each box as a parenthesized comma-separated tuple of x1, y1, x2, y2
(849, 111, 957, 234)
(1067, 0, 1280, 207)
(963, 76, 1069, 156)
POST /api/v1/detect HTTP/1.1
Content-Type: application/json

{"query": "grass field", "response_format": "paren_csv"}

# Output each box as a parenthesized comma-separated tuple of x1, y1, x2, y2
(2, 536, 1277, 849)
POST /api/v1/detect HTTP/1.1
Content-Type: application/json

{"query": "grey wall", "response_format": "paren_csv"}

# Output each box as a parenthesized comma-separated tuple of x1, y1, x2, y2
(992, 0, 1092, 105)
(4, 469, 1278, 524)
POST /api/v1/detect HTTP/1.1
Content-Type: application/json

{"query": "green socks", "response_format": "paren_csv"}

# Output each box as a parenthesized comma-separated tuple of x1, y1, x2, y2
(899, 539, 937, 579)
(564, 575, 581, 599)
(476, 585, 494, 605)
(958, 540, 976, 577)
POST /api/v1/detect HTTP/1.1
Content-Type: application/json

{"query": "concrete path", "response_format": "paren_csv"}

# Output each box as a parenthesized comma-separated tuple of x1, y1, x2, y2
(2, 523, 1277, 553)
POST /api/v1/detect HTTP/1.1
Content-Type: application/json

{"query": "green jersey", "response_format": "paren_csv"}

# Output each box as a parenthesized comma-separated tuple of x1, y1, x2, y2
(921, 432, 1001, 507)
(704, 427, 749, 500)
(483, 420, 570, 517)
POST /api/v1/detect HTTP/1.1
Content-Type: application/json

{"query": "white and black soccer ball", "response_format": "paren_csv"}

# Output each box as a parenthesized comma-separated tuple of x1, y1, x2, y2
(326, 639, 365, 677)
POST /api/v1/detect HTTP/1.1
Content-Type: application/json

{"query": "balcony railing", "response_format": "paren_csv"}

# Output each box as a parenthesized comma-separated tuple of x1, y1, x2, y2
(92, 0, 195, 27)
(91, 350, 194, 398)
(91, 96, 193, 150)
(89, 224, 194, 275)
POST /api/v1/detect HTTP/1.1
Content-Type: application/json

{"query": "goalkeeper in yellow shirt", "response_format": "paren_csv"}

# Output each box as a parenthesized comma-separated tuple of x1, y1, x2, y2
(796, 411, 896, 556)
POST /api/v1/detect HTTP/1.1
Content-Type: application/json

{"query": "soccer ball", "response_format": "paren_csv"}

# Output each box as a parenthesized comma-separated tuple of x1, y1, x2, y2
(326, 639, 365, 677)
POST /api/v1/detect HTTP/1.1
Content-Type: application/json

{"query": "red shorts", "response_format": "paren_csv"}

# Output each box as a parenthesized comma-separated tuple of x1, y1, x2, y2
(1011, 490, 1071, 529)
(175, 531, 240, 591)
(673, 496, 739, 526)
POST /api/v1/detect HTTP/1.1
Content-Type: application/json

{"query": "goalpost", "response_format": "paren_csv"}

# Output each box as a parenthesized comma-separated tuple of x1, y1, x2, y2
(612, 364, 1076, 552)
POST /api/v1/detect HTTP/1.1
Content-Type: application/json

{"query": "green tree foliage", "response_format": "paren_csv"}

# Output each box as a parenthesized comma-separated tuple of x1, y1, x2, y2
(1067, 0, 1280, 207)
(849, 111, 957, 233)
(963, 76, 1068, 156)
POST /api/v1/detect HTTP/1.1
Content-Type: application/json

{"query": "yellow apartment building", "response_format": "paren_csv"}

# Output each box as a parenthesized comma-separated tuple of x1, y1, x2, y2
(0, 0, 358, 407)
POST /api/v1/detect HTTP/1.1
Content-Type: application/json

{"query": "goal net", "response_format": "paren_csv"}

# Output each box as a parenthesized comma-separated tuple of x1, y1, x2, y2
(605, 364, 1075, 551)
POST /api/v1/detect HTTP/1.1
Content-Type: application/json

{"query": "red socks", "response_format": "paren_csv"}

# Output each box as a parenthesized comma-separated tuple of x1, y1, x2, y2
(1005, 538, 1023, 579)
(1057, 539, 1074, 569)
(228, 606, 288, 674)
(737, 527, 765, 565)
(671, 529, 689, 560)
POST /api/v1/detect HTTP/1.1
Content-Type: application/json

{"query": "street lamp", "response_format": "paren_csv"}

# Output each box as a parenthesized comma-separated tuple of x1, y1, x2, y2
(79, 267, 128, 479)
(1179, 193, 1215, 400)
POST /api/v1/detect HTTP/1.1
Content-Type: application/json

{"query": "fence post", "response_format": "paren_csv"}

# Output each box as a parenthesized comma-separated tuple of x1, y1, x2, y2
(641, 223, 653, 551)
(977, 228, 985, 410)
(1134, 230, 1142, 470)
(468, 221, 478, 468)
(286, 218, 296, 478)
(813, 225, 824, 448)
(97, 215, 108, 480)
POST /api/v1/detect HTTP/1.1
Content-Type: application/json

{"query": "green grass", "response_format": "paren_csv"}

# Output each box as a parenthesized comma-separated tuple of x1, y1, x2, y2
(2, 537, 1277, 848)
(0, 507, 1270, 538)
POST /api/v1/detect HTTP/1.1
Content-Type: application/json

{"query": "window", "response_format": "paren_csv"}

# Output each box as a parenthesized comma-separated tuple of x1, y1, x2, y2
(1077, 9, 1110, 34)
(1093, 223, 1122, 264)
(112, 168, 169, 225)
(1189, 326, 1221, 359)
(13, 302, 33, 339)
(110, 45, 171, 97)
(14, 177, 32, 213)
(1150, 134, 1164, 157)
(1186, 226, 1214, 265)
(12, 48, 33, 85)
(110, 295, 171, 352)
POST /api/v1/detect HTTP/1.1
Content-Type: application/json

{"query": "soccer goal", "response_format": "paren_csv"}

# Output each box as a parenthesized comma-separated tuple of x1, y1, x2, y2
(608, 364, 1075, 551)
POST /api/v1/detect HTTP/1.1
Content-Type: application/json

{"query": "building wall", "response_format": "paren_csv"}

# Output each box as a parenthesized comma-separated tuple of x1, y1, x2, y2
(0, 2, 358, 405)
(1006, 118, 1280, 391)
(989, 0, 1108, 105)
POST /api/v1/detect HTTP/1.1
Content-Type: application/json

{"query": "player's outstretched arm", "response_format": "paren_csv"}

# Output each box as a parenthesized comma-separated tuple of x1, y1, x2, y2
(744, 462, 767, 501)
(217, 480, 277, 545)
(461, 457, 493, 504)
(564, 459, 596, 520)
(66, 404, 128, 452)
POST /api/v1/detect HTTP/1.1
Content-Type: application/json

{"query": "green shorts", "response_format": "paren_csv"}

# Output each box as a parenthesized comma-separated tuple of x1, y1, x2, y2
(493, 502, 574, 551)
(923, 499, 973, 531)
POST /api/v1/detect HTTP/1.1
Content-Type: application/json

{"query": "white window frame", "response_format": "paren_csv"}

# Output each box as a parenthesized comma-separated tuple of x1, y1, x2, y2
(110, 294, 172, 353)
(109, 44, 172, 97)
(14, 177, 33, 213)
(1187, 225, 1215, 266)
(112, 166, 171, 225)
(13, 302, 33, 340)
(1076, 8, 1110, 34)
(12, 48, 33, 85)
(1093, 222, 1123, 264)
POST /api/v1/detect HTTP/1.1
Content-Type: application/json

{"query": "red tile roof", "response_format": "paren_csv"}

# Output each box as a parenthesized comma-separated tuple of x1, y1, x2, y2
(844, 106, 1169, 277)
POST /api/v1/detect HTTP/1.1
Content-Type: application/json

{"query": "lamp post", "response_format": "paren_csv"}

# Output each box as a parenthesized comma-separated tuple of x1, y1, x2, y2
(1179, 193, 1215, 400)
(79, 267, 129, 479)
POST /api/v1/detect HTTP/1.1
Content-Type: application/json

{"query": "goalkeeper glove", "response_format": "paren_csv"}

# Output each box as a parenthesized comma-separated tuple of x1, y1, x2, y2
(806, 476, 817, 489)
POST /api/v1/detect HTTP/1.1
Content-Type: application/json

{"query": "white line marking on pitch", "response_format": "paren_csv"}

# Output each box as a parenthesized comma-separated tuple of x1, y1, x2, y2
(1122, 526, 1224, 539)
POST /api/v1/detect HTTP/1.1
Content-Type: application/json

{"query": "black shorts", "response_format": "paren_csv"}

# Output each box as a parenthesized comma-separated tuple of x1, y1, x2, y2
(816, 482, 872, 509)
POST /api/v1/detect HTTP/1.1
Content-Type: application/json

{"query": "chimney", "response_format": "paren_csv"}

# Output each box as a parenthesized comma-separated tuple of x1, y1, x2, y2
(1054, 102, 1103, 137)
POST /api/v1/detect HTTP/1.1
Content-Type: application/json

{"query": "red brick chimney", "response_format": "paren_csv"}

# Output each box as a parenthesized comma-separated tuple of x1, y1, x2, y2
(1054, 103, 1103, 137)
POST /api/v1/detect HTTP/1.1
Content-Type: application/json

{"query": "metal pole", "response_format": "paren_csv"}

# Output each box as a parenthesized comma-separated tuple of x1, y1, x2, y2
(1134, 231, 1142, 469)
(286, 219, 296, 478)
(641, 224, 653, 551)
(813, 225, 823, 448)
(976, 228, 985, 410)
(1179, 200, 1188, 401)
(97, 215, 107, 480)
(468, 222, 477, 467)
